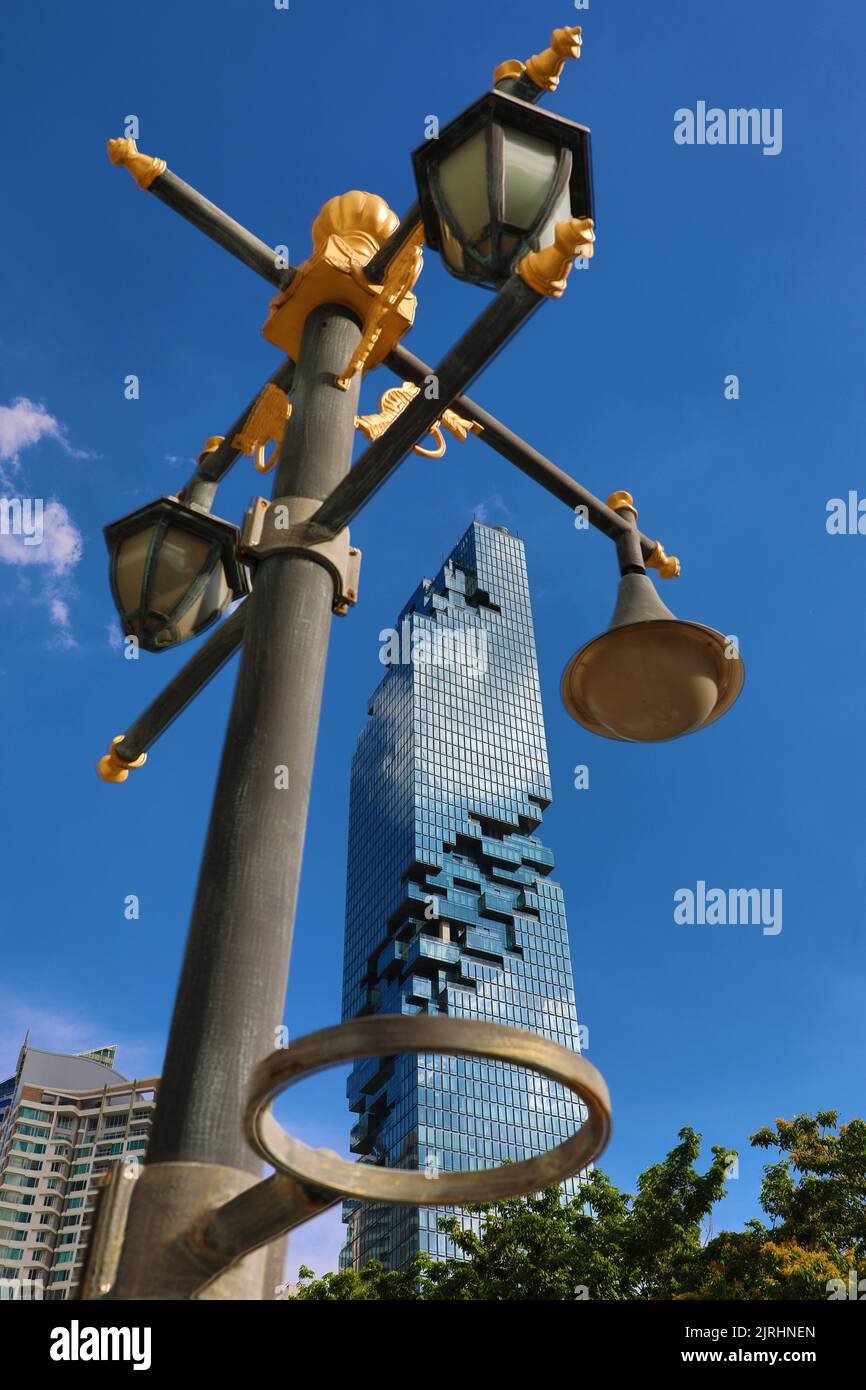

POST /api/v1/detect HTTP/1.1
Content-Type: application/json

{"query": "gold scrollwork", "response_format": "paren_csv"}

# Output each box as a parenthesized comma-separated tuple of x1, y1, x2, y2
(336, 224, 425, 391)
(232, 384, 292, 473)
(355, 382, 482, 459)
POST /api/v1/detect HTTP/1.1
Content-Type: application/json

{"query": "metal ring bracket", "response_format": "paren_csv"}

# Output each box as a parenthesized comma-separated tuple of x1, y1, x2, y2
(238, 495, 361, 613)
(246, 1015, 611, 1205)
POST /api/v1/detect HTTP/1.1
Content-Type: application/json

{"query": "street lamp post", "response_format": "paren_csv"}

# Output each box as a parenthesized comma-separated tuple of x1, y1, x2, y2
(87, 24, 743, 1301)
(110, 303, 364, 1299)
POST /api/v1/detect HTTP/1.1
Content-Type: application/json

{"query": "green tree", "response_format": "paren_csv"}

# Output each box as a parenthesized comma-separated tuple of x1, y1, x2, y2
(291, 1127, 729, 1300)
(681, 1112, 866, 1300)
(290, 1259, 433, 1301)
(288, 1112, 865, 1301)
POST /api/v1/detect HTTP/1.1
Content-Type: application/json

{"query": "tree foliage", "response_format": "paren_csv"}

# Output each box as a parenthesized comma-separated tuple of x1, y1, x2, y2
(681, 1111, 866, 1300)
(288, 1112, 865, 1301)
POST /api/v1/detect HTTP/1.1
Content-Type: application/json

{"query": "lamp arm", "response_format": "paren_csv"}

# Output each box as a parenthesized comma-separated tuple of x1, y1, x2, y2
(102, 605, 247, 773)
(386, 344, 665, 564)
(108, 148, 670, 569)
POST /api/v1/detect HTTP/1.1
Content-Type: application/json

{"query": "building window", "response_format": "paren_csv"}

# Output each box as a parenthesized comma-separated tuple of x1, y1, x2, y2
(0, 1208, 30, 1225)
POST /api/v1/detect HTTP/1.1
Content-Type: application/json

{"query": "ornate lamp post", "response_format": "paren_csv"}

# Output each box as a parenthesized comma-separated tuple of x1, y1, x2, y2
(88, 23, 743, 1301)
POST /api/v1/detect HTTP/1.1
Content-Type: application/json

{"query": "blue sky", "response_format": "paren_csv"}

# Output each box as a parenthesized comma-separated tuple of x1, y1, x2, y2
(1, 0, 864, 1278)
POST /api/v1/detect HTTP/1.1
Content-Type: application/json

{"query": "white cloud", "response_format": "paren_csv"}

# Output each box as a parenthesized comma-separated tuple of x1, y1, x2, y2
(48, 595, 78, 650)
(0, 397, 63, 477)
(1, 508, 83, 648)
(471, 492, 511, 525)
(0, 397, 87, 643)
(0, 499, 83, 575)
(107, 621, 123, 651)
(0, 396, 94, 486)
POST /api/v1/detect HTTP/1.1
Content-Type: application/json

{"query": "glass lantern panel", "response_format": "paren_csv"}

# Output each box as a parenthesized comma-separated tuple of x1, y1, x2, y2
(115, 526, 157, 615)
(502, 128, 560, 231)
(175, 561, 231, 641)
(437, 128, 490, 242)
(536, 183, 574, 250)
(151, 527, 212, 615)
(440, 221, 465, 273)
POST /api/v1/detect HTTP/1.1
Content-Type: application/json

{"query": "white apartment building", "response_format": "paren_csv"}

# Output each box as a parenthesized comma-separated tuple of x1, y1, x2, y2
(0, 1038, 158, 1300)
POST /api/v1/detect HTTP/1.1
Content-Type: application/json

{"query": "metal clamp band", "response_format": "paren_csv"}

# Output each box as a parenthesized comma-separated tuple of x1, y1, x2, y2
(238, 496, 361, 614)
(245, 1015, 611, 1206)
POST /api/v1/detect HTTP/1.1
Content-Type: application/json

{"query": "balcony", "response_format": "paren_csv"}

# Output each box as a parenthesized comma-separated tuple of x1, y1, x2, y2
(403, 937, 460, 974)
(464, 927, 506, 962)
(353, 1054, 395, 1098)
(349, 1115, 378, 1156)
(406, 975, 432, 1003)
(517, 841, 555, 871)
(479, 890, 514, 921)
(437, 897, 478, 928)
(379, 941, 406, 980)
(480, 838, 521, 867)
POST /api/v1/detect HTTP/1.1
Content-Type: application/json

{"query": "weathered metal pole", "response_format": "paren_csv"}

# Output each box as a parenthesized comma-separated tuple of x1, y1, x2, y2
(111, 303, 363, 1300)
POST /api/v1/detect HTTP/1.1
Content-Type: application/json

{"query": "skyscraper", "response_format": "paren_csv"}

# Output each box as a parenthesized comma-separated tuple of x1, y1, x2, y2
(0, 1038, 158, 1299)
(340, 521, 587, 1271)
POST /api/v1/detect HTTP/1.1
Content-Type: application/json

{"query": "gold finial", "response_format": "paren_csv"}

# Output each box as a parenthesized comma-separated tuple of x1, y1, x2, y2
(106, 137, 167, 191)
(312, 192, 399, 264)
(494, 25, 583, 93)
(197, 436, 225, 465)
(262, 192, 420, 374)
(607, 494, 680, 576)
(97, 736, 147, 784)
(646, 541, 681, 579)
(355, 382, 482, 457)
(607, 490, 638, 522)
(517, 217, 594, 298)
(492, 59, 526, 86)
(232, 385, 292, 473)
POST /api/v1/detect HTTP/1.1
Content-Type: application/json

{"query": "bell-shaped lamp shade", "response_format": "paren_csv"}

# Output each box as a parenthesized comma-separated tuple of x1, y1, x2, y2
(413, 90, 593, 289)
(104, 497, 248, 652)
(561, 573, 744, 742)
